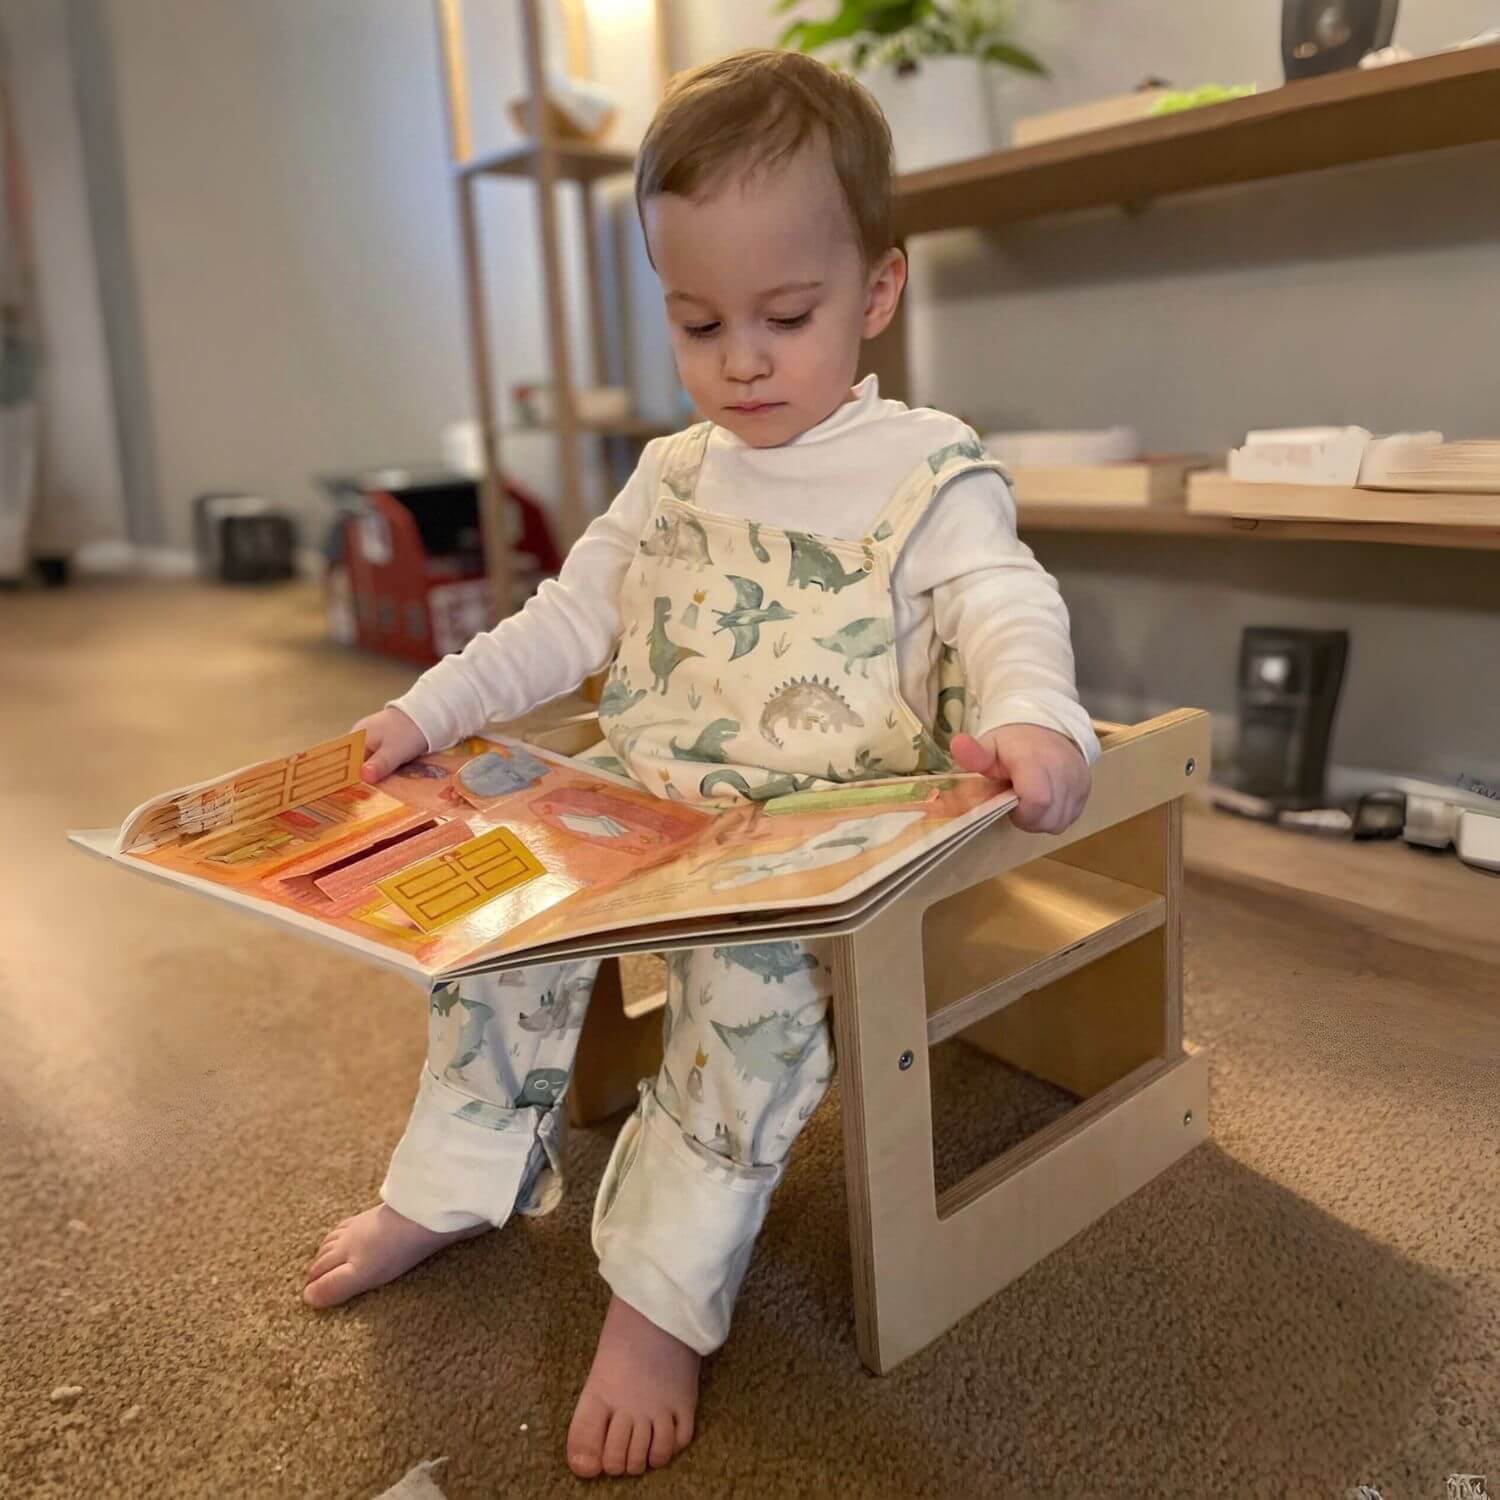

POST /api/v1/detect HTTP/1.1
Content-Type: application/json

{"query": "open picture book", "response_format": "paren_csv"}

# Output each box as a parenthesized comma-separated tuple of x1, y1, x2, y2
(69, 725, 1018, 983)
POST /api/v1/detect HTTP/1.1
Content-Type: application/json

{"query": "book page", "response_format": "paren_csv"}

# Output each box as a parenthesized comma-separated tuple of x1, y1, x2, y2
(452, 772, 1014, 972)
(102, 732, 1013, 980)
(116, 734, 713, 977)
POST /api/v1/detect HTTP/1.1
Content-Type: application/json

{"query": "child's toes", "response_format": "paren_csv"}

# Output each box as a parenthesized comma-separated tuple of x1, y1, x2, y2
(565, 1391, 610, 1479)
(302, 1262, 360, 1309)
(303, 1242, 346, 1284)
(601, 1412, 635, 1477)
(625, 1416, 653, 1476)
(648, 1412, 676, 1469)
(673, 1405, 695, 1452)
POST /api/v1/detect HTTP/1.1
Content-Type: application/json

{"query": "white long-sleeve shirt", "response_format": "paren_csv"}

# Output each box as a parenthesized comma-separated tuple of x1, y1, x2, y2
(393, 376, 1099, 765)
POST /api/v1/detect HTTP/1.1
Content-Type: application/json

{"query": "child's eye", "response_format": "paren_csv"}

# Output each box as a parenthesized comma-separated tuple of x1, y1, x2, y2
(682, 321, 720, 340)
(770, 312, 812, 331)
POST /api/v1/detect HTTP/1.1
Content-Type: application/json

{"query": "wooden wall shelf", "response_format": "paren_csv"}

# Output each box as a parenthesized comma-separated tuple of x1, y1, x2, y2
(1187, 472, 1500, 529)
(1015, 502, 1500, 552)
(458, 140, 636, 184)
(892, 42, 1500, 237)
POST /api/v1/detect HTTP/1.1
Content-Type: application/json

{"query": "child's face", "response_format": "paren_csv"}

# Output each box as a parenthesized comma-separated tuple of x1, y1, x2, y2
(644, 144, 904, 449)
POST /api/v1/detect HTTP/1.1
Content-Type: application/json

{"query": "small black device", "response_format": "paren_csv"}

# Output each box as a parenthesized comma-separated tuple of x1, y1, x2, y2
(1281, 0, 1398, 80)
(1234, 626, 1349, 810)
(193, 492, 297, 583)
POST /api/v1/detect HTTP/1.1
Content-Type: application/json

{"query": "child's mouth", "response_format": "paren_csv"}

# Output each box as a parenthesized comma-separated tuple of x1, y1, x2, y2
(726, 401, 784, 415)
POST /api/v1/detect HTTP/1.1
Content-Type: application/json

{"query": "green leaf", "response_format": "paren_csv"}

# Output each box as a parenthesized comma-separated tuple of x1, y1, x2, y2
(981, 40, 1047, 75)
(779, 15, 864, 52)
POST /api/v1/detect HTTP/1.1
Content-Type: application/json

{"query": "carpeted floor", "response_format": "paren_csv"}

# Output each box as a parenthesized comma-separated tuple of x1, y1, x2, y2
(2, 580, 1496, 1499)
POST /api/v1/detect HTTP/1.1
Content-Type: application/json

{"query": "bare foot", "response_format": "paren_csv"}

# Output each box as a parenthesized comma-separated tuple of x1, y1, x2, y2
(567, 1296, 701, 1478)
(302, 1203, 488, 1309)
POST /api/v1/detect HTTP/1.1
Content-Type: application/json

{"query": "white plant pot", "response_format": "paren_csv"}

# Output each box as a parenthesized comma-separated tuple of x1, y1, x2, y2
(861, 56, 997, 174)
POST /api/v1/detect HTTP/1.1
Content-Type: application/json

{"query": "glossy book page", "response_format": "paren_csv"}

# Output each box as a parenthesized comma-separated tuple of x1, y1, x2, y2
(73, 732, 1014, 979)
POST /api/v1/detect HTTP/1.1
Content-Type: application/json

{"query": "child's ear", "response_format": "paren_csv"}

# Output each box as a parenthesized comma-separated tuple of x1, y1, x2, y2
(862, 248, 907, 340)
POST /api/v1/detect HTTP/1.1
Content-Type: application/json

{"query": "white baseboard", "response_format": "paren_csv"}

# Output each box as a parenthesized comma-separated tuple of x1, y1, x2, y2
(71, 542, 324, 581)
(74, 542, 195, 578)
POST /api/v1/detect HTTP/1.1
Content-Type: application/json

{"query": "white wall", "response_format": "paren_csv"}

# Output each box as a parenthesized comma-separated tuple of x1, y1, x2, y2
(95, 0, 668, 552)
(1, 0, 126, 552)
(667, 0, 1500, 785)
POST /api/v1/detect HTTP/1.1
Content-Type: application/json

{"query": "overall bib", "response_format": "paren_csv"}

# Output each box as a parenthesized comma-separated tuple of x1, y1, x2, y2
(383, 420, 1012, 1355)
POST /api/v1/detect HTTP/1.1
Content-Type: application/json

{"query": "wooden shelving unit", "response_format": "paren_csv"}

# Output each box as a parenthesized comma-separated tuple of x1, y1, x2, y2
(890, 42, 1500, 238)
(864, 42, 1500, 561)
(433, 0, 667, 616)
(433, 15, 1500, 604)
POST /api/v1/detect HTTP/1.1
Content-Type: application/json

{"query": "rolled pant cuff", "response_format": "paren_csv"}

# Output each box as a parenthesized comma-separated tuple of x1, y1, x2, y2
(382, 1066, 558, 1233)
(591, 1086, 780, 1357)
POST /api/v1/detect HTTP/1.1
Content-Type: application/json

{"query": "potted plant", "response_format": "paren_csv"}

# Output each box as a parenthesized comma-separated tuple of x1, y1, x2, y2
(777, 0, 1046, 172)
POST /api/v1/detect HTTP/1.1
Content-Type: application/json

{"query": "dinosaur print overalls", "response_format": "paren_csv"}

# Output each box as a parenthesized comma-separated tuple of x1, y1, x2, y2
(381, 420, 1013, 1356)
(597, 420, 1006, 800)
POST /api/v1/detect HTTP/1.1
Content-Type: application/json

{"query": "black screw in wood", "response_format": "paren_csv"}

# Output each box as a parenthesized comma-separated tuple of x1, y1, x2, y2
(1185, 758, 1196, 776)
(899, 1050, 914, 1071)
(1183, 1109, 1193, 1127)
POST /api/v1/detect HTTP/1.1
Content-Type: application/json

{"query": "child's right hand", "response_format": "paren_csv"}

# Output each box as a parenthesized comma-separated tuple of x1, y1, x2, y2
(353, 706, 428, 784)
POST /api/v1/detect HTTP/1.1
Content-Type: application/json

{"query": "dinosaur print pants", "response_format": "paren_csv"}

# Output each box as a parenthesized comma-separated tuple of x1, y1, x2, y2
(381, 936, 835, 1356)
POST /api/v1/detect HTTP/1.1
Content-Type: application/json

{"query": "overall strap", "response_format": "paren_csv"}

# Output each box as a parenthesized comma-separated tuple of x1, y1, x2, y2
(657, 420, 715, 504)
(862, 434, 1015, 562)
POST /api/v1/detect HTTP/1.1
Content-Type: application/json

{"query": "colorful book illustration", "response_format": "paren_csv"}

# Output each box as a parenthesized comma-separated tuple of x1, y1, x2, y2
(69, 728, 1017, 980)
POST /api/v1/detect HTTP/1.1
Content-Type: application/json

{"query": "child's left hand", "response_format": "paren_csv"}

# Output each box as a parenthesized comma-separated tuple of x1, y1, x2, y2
(949, 724, 1091, 835)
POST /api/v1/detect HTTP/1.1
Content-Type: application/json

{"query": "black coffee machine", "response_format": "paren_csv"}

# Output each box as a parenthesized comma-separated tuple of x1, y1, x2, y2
(1282, 0, 1399, 79)
(1234, 627, 1350, 810)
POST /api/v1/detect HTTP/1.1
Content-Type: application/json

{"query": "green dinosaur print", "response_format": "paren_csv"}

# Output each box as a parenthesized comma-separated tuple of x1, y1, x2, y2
(935, 684, 967, 743)
(786, 532, 871, 593)
(670, 718, 740, 764)
(515, 1067, 569, 1109)
(429, 982, 462, 1018)
(447, 998, 495, 1071)
(647, 597, 702, 693)
(613, 717, 691, 758)
(747, 521, 770, 563)
(711, 1008, 822, 1092)
(598, 671, 647, 718)
(517, 969, 592, 1038)
(698, 767, 820, 802)
(813, 616, 894, 677)
(640, 510, 713, 569)
(829, 747, 889, 781)
(712, 942, 820, 985)
(911, 725, 954, 772)
(759, 675, 864, 747)
(711, 1009, 824, 1159)
(453, 1099, 516, 1131)
(713, 575, 795, 661)
(926, 437, 985, 473)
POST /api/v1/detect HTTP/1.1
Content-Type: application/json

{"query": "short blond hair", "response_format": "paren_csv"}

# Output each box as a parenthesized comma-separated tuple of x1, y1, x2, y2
(635, 49, 894, 266)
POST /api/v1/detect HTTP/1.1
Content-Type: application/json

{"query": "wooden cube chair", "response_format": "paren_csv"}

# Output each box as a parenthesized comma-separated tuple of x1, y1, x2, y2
(523, 708, 1212, 1374)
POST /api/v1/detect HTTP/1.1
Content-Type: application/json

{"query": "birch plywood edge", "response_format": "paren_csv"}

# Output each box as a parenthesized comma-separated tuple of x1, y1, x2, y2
(1187, 472, 1500, 529)
(830, 707, 1210, 1374)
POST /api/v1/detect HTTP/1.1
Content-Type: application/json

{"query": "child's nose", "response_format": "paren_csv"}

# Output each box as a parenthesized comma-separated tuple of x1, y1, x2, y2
(721, 328, 770, 384)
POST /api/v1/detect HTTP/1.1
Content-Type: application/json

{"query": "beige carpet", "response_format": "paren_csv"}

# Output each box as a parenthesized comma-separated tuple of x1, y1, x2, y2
(2, 580, 1495, 1499)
